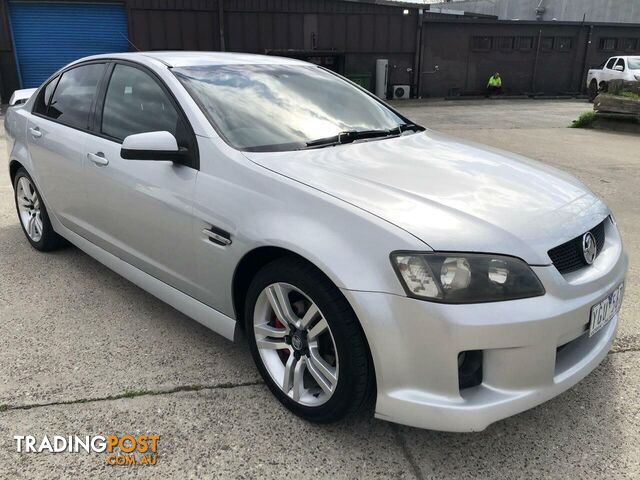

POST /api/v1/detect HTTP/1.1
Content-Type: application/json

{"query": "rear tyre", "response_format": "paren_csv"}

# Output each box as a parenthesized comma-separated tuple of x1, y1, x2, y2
(245, 257, 372, 423)
(13, 168, 66, 251)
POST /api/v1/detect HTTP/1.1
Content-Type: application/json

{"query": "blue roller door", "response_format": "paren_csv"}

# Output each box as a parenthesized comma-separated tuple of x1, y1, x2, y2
(9, 2, 129, 88)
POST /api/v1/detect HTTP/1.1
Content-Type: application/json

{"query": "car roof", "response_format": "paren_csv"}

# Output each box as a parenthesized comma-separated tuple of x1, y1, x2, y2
(74, 51, 310, 68)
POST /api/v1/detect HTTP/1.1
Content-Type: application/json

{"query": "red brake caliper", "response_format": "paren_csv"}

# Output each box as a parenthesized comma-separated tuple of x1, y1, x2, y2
(273, 314, 290, 363)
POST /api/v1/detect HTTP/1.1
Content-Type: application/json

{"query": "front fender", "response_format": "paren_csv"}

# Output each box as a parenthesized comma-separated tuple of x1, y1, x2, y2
(193, 138, 426, 317)
(238, 202, 417, 296)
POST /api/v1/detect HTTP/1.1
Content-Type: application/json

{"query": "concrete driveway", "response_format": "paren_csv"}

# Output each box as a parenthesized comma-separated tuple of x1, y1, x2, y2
(1, 99, 638, 479)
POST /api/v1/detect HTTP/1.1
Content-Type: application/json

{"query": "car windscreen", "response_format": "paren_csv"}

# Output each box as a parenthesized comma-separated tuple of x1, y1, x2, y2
(628, 58, 640, 70)
(173, 64, 408, 152)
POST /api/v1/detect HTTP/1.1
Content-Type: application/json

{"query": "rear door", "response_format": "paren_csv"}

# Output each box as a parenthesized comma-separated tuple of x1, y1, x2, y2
(80, 61, 204, 299)
(27, 62, 107, 231)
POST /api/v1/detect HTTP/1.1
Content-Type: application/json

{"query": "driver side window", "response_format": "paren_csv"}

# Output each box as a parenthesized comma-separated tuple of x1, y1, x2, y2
(101, 64, 191, 151)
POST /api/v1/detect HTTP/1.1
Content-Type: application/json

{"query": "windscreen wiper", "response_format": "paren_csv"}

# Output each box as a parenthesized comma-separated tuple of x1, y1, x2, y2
(398, 123, 423, 133)
(304, 129, 396, 149)
(302, 124, 424, 150)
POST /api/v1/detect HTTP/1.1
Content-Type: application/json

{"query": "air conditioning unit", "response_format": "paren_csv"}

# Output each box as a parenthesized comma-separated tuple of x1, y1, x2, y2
(392, 85, 410, 100)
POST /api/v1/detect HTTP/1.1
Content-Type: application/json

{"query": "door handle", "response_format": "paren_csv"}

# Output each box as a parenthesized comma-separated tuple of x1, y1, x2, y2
(29, 127, 42, 138)
(87, 152, 109, 166)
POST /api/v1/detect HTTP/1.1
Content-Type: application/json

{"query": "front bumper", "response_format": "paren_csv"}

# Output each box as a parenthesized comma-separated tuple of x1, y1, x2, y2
(342, 223, 628, 432)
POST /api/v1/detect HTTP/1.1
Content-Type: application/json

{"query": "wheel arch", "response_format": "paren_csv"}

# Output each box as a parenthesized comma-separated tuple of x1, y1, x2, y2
(9, 159, 25, 185)
(232, 245, 377, 402)
(232, 246, 335, 328)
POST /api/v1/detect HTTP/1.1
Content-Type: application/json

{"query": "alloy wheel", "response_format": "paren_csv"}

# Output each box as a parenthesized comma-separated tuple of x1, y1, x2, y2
(253, 282, 339, 406)
(16, 176, 43, 243)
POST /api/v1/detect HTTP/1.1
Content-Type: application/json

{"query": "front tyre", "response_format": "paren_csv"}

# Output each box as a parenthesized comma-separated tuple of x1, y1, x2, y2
(13, 168, 66, 251)
(245, 257, 372, 423)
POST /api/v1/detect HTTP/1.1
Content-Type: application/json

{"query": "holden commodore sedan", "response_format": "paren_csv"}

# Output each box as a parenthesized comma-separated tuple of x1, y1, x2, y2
(4, 52, 627, 431)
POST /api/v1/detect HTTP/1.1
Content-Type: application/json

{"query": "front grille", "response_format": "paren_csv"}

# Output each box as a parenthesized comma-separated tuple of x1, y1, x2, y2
(548, 218, 607, 274)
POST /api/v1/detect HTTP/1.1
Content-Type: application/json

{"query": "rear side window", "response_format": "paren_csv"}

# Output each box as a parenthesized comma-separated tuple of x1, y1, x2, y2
(47, 63, 106, 129)
(101, 64, 189, 148)
(33, 77, 59, 115)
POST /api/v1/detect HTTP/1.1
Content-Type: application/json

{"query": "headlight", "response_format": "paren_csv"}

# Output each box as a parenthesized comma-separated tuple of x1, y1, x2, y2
(391, 252, 545, 303)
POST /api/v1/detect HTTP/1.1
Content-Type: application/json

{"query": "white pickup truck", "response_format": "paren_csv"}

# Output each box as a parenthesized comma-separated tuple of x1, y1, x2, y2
(587, 55, 640, 101)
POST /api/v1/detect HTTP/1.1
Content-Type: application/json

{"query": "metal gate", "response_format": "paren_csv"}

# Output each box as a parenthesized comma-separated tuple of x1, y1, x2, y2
(9, 2, 129, 88)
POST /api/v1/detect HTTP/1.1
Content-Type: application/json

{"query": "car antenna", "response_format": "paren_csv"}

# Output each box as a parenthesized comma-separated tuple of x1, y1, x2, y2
(120, 32, 141, 52)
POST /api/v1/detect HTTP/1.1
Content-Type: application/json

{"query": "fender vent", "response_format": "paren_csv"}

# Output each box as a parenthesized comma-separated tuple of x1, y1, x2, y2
(203, 226, 232, 246)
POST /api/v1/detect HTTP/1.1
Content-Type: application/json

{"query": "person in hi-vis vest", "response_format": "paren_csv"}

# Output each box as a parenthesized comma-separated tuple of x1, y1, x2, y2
(486, 72, 502, 96)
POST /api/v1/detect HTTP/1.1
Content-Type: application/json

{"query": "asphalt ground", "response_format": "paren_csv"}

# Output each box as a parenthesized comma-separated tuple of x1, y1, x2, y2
(0, 99, 638, 479)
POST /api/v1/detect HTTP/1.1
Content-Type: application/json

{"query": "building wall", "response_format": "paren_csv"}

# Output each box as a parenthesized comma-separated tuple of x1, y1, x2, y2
(428, 0, 640, 24)
(0, 0, 418, 101)
(0, 0, 639, 102)
(419, 19, 640, 97)
(127, 0, 418, 91)
(127, 0, 223, 52)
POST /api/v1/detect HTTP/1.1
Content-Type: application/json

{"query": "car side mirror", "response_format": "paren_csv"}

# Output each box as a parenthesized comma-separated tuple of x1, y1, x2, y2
(120, 131, 189, 163)
(614, 65, 624, 71)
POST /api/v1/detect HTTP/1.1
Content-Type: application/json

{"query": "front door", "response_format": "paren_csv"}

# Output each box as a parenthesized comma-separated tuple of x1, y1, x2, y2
(81, 62, 203, 299)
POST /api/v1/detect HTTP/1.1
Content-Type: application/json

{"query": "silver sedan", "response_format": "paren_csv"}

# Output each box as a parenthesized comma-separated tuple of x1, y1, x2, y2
(4, 52, 627, 432)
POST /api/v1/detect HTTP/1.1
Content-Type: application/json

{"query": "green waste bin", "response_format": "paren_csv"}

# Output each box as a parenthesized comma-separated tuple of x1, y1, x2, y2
(346, 74, 372, 92)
